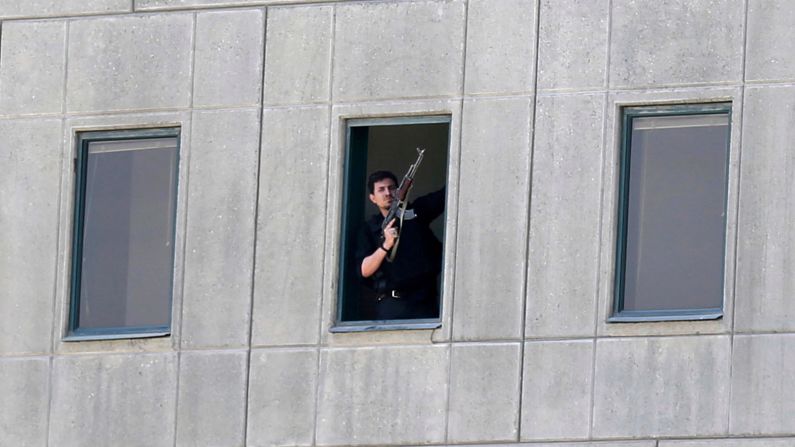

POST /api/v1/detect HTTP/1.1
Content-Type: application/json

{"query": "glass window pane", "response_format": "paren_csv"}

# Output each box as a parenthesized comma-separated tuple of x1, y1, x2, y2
(621, 112, 729, 313)
(77, 136, 178, 330)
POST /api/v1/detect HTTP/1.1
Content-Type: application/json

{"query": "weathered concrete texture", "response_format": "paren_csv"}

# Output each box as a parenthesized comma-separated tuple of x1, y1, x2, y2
(332, 0, 465, 101)
(247, 348, 318, 447)
(592, 336, 731, 438)
(735, 86, 795, 332)
(264, 5, 333, 105)
(176, 351, 247, 447)
(181, 109, 259, 349)
(252, 106, 329, 346)
(193, 9, 264, 107)
(746, 0, 795, 81)
(443, 442, 655, 447)
(730, 335, 795, 435)
(537, 0, 608, 90)
(0, 358, 49, 447)
(0, 0, 129, 19)
(66, 14, 193, 113)
(448, 343, 521, 442)
(49, 353, 178, 447)
(526, 94, 603, 338)
(135, 0, 335, 10)
(464, 0, 535, 95)
(608, 0, 744, 87)
(0, 21, 66, 115)
(521, 340, 593, 440)
(0, 118, 61, 355)
(316, 345, 448, 446)
(453, 98, 532, 341)
(661, 439, 795, 447)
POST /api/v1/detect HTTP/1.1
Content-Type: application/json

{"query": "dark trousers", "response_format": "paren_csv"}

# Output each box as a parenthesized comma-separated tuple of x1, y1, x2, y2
(373, 283, 438, 320)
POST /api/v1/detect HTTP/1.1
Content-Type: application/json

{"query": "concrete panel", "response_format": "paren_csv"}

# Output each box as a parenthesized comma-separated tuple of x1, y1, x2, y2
(332, 0, 465, 101)
(66, 14, 193, 113)
(0, 118, 61, 355)
(526, 94, 603, 338)
(247, 348, 318, 447)
(136, 0, 336, 10)
(746, 0, 795, 82)
(252, 106, 329, 346)
(181, 109, 259, 349)
(0, 358, 49, 447)
(452, 442, 654, 447)
(0, 0, 129, 19)
(316, 345, 448, 446)
(464, 0, 535, 95)
(608, 0, 744, 88)
(448, 343, 521, 442)
(537, 0, 608, 91)
(661, 439, 795, 447)
(592, 336, 731, 438)
(49, 353, 178, 447)
(194, 9, 264, 107)
(0, 21, 66, 115)
(735, 86, 795, 332)
(521, 340, 593, 440)
(264, 5, 333, 105)
(176, 351, 247, 447)
(453, 98, 532, 341)
(730, 335, 795, 435)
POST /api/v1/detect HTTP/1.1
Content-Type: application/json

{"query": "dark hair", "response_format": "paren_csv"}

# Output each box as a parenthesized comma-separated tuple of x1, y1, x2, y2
(367, 170, 398, 194)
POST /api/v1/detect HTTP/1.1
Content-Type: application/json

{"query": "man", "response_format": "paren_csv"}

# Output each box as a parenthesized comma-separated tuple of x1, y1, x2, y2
(355, 170, 445, 320)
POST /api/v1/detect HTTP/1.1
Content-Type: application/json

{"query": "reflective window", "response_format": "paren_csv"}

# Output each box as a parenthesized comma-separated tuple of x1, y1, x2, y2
(613, 104, 730, 321)
(68, 129, 180, 338)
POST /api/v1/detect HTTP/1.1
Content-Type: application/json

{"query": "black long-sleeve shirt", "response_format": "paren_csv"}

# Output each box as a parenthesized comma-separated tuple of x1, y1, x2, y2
(355, 188, 445, 293)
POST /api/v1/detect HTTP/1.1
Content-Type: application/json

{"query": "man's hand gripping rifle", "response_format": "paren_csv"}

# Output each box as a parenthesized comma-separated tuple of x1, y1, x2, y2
(381, 148, 425, 262)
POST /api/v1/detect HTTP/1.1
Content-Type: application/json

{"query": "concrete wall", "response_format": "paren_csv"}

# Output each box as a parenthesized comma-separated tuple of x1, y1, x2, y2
(1, 0, 794, 446)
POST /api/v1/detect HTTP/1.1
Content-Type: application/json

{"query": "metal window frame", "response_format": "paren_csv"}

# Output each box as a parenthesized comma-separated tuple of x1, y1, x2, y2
(610, 103, 732, 323)
(333, 115, 451, 332)
(65, 127, 181, 341)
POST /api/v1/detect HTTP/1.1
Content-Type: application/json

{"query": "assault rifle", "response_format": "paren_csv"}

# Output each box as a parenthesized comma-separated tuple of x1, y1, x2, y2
(382, 148, 425, 262)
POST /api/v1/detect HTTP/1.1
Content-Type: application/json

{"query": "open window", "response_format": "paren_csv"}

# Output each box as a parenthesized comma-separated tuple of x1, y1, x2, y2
(67, 128, 180, 340)
(334, 116, 451, 331)
(611, 103, 731, 322)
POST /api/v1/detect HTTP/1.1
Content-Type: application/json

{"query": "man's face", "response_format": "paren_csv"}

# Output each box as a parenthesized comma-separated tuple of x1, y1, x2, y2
(369, 178, 397, 211)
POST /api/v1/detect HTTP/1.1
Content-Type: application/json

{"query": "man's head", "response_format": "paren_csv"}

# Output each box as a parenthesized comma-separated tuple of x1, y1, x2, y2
(367, 170, 398, 212)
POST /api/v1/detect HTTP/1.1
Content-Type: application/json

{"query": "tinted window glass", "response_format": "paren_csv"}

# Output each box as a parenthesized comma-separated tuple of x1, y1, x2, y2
(73, 135, 179, 333)
(618, 111, 730, 315)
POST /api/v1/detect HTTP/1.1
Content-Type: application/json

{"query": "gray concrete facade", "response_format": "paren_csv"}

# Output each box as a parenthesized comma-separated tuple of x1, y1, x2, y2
(1, 1, 794, 446)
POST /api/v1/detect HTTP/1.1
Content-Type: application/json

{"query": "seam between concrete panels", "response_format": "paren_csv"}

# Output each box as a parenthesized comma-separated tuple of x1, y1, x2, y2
(728, 0, 752, 433)
(591, 0, 615, 435)
(442, 0, 469, 441)
(313, 4, 337, 444)
(61, 20, 71, 115)
(516, 0, 542, 441)
(43, 118, 68, 447)
(170, 13, 199, 446)
(188, 12, 198, 109)
(242, 7, 269, 446)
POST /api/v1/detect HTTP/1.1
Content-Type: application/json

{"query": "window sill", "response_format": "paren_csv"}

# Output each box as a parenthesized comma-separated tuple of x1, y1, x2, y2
(608, 309, 723, 323)
(63, 329, 170, 342)
(330, 320, 441, 333)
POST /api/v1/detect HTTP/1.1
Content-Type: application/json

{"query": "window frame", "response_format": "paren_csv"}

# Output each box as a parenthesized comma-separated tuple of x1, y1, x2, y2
(610, 103, 732, 323)
(65, 127, 181, 341)
(332, 115, 451, 332)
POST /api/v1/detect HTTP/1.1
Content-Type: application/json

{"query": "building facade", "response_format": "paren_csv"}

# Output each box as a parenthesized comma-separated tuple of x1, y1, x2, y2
(1, 0, 794, 446)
